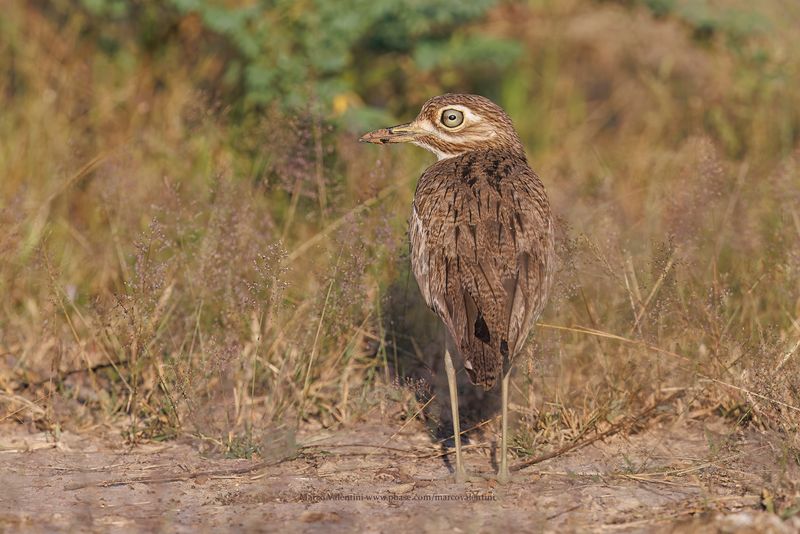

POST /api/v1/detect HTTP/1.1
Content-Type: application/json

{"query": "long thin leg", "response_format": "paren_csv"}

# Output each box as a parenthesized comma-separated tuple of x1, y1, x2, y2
(497, 370, 511, 484)
(444, 349, 468, 483)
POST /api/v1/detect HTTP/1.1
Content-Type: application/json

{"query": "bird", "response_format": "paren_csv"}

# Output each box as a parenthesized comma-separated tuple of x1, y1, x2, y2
(360, 94, 554, 483)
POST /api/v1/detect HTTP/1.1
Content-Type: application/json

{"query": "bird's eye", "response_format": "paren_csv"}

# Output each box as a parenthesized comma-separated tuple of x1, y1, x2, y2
(441, 109, 464, 128)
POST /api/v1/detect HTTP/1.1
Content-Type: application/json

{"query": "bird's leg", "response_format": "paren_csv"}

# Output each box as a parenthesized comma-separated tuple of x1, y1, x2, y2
(497, 370, 511, 484)
(444, 349, 468, 483)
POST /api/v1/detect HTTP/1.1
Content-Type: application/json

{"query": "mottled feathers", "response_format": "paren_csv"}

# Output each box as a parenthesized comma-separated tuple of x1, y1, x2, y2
(410, 148, 554, 389)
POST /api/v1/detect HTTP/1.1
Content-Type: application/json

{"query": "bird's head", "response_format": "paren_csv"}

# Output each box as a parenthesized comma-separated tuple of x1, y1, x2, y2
(359, 93, 525, 160)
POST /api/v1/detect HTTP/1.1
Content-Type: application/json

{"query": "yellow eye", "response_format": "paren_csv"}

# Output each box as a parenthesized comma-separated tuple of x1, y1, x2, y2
(441, 109, 464, 128)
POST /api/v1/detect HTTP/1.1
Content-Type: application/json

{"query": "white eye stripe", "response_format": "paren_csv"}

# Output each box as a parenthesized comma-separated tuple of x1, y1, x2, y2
(417, 118, 483, 144)
(435, 105, 481, 125)
(411, 108, 491, 160)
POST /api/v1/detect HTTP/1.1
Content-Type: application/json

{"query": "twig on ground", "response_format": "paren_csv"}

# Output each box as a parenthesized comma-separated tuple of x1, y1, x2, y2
(12, 360, 128, 392)
(301, 442, 417, 455)
(64, 441, 418, 490)
(510, 391, 682, 472)
(64, 458, 287, 491)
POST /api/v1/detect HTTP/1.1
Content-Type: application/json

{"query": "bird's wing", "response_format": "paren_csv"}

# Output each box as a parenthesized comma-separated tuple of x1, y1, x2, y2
(410, 150, 554, 388)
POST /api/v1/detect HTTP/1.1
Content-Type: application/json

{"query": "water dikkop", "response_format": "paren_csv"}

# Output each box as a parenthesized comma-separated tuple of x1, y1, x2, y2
(360, 94, 555, 483)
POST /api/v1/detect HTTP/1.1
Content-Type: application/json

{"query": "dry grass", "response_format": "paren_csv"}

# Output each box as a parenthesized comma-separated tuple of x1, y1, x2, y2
(1, 0, 799, 516)
(0, 3, 409, 448)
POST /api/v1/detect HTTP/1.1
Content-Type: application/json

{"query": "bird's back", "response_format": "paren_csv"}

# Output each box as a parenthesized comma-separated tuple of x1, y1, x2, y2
(410, 149, 554, 389)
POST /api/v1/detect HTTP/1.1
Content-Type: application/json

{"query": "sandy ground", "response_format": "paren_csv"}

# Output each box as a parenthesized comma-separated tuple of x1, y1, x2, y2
(1, 419, 798, 533)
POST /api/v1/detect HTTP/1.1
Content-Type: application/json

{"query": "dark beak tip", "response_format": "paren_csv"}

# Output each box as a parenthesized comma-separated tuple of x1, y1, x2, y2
(359, 132, 388, 145)
(359, 125, 411, 145)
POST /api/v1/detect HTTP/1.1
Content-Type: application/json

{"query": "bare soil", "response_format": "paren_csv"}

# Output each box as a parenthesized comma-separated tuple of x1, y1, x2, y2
(1, 420, 797, 533)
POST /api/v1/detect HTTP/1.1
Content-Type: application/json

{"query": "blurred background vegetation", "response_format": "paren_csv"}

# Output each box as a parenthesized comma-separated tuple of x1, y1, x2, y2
(1, 0, 799, 469)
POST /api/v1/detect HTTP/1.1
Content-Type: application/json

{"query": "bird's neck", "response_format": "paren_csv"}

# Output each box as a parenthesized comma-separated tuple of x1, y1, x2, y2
(426, 145, 527, 162)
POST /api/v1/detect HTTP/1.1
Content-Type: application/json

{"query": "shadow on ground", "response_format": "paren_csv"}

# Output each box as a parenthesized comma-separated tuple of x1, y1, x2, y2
(381, 262, 510, 465)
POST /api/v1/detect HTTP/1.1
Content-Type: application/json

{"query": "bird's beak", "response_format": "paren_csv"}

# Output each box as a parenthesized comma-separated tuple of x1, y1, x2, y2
(359, 122, 423, 144)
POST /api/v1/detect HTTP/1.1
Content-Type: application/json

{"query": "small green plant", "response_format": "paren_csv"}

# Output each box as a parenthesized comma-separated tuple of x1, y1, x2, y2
(70, 0, 515, 115)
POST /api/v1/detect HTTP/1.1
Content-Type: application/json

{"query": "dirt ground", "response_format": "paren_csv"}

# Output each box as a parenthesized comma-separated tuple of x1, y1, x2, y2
(1, 419, 798, 533)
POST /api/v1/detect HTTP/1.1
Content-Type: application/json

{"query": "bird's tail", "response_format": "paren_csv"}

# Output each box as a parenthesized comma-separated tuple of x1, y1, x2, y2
(460, 338, 509, 390)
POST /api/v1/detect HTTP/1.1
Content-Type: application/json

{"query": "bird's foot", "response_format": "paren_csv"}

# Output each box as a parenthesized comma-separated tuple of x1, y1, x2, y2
(496, 466, 512, 485)
(454, 465, 470, 484)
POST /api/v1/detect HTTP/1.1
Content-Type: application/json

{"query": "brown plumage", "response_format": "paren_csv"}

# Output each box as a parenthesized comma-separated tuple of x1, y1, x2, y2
(360, 93, 554, 483)
(410, 147, 553, 388)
